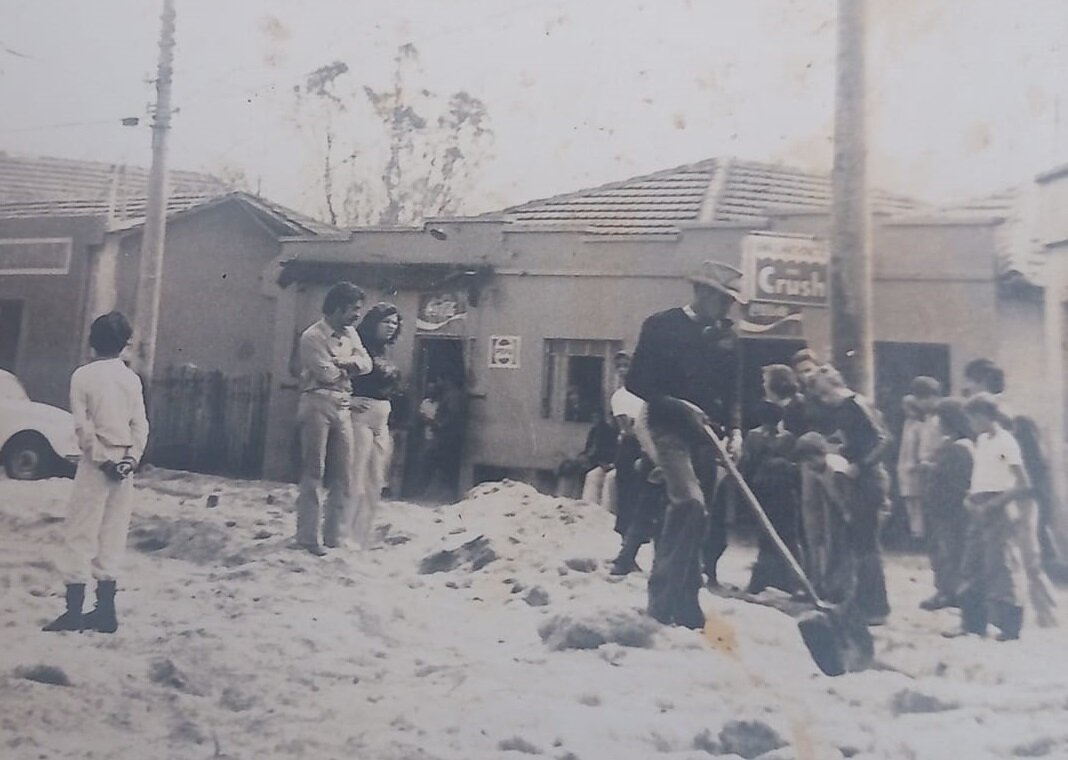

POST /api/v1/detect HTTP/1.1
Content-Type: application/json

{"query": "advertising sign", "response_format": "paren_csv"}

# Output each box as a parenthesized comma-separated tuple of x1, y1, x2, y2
(416, 290, 468, 333)
(741, 234, 829, 307)
(488, 336, 521, 369)
(738, 301, 803, 338)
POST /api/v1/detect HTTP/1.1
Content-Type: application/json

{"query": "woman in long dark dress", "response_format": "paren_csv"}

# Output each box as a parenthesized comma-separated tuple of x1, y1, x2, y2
(742, 400, 801, 594)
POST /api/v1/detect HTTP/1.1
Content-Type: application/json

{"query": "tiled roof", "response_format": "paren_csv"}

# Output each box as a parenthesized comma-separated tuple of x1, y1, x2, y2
(0, 191, 341, 237)
(491, 157, 924, 236)
(0, 152, 228, 204)
(0, 192, 222, 223)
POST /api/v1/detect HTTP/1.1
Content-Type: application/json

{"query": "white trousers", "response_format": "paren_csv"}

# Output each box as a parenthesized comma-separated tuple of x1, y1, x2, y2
(59, 460, 134, 584)
(349, 398, 393, 546)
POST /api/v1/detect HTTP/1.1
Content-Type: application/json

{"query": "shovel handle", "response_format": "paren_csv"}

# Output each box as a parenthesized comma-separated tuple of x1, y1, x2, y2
(700, 423, 826, 607)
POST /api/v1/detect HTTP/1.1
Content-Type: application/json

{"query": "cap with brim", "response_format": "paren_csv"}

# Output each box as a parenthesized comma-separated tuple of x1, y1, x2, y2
(687, 260, 747, 304)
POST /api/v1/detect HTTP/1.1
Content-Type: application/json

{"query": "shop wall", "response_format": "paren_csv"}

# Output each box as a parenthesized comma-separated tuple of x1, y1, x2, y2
(463, 273, 686, 477)
(151, 202, 282, 377)
(993, 295, 1047, 424)
(0, 215, 105, 408)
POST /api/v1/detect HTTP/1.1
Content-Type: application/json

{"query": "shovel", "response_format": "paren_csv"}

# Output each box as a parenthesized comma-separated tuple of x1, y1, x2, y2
(697, 419, 874, 677)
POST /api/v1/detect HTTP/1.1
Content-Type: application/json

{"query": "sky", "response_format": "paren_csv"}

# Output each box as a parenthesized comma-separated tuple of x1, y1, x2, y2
(2, 0, 1068, 220)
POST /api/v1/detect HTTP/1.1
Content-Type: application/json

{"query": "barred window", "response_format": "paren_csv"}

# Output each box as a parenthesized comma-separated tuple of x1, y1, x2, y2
(541, 338, 622, 422)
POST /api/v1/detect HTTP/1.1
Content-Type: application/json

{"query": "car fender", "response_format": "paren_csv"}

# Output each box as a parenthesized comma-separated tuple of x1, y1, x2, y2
(0, 400, 80, 459)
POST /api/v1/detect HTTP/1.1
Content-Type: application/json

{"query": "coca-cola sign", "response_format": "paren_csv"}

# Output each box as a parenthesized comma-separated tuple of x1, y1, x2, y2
(416, 290, 467, 332)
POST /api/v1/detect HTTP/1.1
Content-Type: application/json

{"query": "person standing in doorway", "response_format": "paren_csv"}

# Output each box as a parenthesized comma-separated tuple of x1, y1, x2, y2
(896, 394, 924, 545)
(625, 260, 744, 629)
(423, 372, 466, 501)
(349, 303, 403, 548)
(295, 282, 372, 555)
(43, 312, 148, 633)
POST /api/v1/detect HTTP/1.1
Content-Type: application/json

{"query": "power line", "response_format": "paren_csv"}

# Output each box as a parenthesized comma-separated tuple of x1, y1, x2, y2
(0, 117, 141, 133)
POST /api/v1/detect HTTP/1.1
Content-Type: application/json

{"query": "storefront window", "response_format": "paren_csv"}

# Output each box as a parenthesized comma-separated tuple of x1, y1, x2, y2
(542, 338, 622, 422)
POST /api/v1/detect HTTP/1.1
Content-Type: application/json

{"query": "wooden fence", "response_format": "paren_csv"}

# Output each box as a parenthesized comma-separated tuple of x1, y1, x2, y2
(146, 364, 271, 478)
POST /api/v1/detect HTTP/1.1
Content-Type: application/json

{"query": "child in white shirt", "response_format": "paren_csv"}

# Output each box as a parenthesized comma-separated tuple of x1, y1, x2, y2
(43, 312, 149, 634)
(953, 393, 1030, 641)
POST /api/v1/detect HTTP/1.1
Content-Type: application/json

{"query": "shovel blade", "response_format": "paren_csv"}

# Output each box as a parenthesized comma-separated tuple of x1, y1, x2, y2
(797, 606, 874, 677)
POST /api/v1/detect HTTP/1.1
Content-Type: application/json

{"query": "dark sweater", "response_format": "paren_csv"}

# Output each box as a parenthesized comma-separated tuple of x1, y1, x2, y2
(625, 307, 739, 427)
(350, 350, 401, 401)
(832, 394, 889, 467)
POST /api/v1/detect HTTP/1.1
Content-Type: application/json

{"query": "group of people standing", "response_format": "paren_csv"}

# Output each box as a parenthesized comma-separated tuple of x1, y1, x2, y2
(294, 282, 403, 555)
(582, 260, 1058, 643)
(894, 361, 1058, 639)
(576, 261, 893, 631)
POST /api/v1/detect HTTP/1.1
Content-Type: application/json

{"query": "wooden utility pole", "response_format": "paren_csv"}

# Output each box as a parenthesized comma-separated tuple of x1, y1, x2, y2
(830, 0, 874, 396)
(133, 0, 176, 381)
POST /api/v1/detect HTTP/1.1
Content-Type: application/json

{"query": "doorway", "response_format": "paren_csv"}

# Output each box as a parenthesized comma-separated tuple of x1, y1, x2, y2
(403, 336, 467, 500)
(0, 300, 23, 373)
(874, 341, 951, 438)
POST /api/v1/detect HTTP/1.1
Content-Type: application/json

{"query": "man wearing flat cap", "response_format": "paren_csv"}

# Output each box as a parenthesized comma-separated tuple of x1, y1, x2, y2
(625, 260, 745, 628)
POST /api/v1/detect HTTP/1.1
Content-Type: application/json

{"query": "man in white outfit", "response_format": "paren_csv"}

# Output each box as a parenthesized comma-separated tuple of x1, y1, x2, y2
(44, 311, 149, 633)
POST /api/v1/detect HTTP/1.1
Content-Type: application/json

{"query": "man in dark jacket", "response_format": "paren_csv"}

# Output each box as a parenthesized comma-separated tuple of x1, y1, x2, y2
(626, 261, 744, 628)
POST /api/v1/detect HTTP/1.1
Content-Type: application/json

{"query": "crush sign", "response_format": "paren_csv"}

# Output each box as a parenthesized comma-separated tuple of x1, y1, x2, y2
(741, 234, 829, 307)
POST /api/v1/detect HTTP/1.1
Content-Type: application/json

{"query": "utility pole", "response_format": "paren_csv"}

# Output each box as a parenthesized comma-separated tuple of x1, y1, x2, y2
(133, 0, 176, 382)
(830, 0, 874, 396)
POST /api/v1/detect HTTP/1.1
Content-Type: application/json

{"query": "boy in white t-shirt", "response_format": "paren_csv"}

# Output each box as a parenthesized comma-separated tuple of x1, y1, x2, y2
(954, 393, 1031, 641)
(43, 312, 149, 634)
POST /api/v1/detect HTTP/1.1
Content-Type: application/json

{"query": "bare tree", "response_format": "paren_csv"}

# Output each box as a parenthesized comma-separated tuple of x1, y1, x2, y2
(293, 45, 493, 227)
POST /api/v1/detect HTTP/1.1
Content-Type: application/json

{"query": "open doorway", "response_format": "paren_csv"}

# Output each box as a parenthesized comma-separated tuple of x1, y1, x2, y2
(403, 336, 467, 500)
(874, 341, 951, 439)
(0, 300, 23, 373)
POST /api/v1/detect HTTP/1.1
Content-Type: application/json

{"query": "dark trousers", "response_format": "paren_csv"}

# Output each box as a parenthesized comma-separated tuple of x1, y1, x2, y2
(925, 501, 966, 600)
(636, 413, 719, 627)
(959, 494, 1023, 633)
(748, 485, 802, 594)
(848, 466, 891, 619)
(613, 435, 644, 538)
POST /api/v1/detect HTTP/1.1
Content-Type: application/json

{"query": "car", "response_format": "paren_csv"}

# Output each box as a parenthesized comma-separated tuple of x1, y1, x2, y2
(0, 369, 80, 480)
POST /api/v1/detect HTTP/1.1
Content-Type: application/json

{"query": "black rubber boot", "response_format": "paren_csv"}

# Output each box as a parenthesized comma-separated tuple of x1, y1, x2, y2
(83, 580, 118, 633)
(993, 603, 1023, 642)
(609, 531, 643, 575)
(42, 584, 85, 632)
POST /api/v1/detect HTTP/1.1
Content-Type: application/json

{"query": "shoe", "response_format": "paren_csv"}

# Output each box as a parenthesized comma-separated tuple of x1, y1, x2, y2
(920, 594, 951, 611)
(992, 604, 1023, 641)
(674, 603, 706, 631)
(609, 559, 640, 576)
(83, 580, 118, 633)
(43, 584, 85, 632)
(941, 627, 984, 639)
(299, 543, 327, 557)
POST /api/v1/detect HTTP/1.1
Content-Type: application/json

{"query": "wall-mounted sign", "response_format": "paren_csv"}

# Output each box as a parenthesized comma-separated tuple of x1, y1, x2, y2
(416, 290, 468, 332)
(738, 302, 803, 338)
(488, 336, 520, 369)
(741, 234, 829, 307)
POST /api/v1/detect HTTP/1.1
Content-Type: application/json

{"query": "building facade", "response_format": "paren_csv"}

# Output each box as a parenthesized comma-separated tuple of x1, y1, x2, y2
(263, 158, 1047, 501)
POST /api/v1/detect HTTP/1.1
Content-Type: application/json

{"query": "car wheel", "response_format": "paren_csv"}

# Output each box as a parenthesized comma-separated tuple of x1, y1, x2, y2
(3, 432, 53, 480)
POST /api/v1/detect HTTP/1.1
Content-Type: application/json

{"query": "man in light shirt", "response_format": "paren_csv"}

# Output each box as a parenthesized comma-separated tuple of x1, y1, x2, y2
(296, 282, 373, 555)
